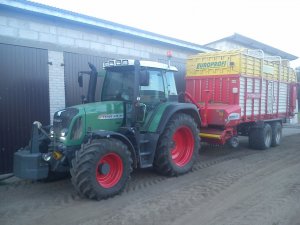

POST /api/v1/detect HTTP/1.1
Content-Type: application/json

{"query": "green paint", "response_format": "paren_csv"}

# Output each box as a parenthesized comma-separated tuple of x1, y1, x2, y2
(63, 107, 86, 146)
(84, 101, 124, 132)
(61, 101, 124, 147)
(144, 103, 170, 132)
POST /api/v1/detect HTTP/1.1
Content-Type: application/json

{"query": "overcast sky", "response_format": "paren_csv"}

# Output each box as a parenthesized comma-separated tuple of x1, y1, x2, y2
(31, 0, 300, 68)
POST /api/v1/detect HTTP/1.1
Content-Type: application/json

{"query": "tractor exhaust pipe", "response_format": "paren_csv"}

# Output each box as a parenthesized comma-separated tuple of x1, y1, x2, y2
(78, 62, 98, 103)
(86, 63, 97, 103)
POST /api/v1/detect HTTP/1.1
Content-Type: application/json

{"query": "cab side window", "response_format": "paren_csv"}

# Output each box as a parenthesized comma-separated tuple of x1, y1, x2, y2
(140, 70, 165, 103)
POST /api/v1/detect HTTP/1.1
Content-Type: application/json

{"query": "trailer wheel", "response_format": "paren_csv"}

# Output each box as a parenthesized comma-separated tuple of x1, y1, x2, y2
(271, 122, 282, 147)
(70, 139, 132, 200)
(154, 113, 200, 176)
(249, 123, 272, 150)
(227, 136, 239, 148)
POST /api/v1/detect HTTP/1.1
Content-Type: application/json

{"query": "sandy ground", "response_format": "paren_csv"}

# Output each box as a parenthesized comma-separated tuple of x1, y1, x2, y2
(0, 126, 300, 225)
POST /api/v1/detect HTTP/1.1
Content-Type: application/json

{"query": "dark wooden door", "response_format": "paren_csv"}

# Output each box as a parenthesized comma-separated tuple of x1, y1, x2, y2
(0, 44, 49, 174)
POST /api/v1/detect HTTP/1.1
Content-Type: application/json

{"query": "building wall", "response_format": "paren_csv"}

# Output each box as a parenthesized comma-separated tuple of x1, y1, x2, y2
(206, 40, 243, 51)
(48, 51, 65, 124)
(0, 7, 193, 59)
(296, 67, 300, 113)
(206, 40, 274, 58)
(0, 7, 198, 120)
(0, 8, 195, 59)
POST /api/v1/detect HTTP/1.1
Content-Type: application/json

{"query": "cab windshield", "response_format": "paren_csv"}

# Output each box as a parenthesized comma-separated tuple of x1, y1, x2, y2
(102, 66, 135, 101)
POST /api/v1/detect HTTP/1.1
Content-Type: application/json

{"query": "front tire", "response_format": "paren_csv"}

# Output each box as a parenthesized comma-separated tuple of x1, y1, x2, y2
(70, 138, 132, 200)
(154, 113, 200, 176)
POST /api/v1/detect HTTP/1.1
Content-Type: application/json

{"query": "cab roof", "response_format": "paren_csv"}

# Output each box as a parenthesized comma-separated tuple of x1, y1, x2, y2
(103, 59, 178, 72)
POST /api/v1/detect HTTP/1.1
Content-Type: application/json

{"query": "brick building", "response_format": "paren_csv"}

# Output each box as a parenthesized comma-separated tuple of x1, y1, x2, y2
(0, 0, 212, 174)
(205, 33, 297, 61)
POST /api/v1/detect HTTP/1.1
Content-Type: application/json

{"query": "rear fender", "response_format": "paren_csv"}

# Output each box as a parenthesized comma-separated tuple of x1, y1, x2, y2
(141, 103, 201, 168)
(156, 103, 201, 134)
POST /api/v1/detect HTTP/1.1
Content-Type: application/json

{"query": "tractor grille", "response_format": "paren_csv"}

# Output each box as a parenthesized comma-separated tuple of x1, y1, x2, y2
(53, 108, 78, 137)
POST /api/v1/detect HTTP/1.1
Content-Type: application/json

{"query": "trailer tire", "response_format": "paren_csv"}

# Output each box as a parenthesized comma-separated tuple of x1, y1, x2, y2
(227, 136, 239, 149)
(249, 123, 272, 150)
(271, 122, 282, 147)
(70, 139, 132, 200)
(154, 113, 199, 176)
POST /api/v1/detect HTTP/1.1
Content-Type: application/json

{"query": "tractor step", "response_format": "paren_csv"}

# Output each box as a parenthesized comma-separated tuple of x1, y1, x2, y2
(140, 163, 152, 168)
(138, 133, 160, 168)
(140, 139, 150, 144)
(140, 151, 151, 156)
(139, 151, 152, 168)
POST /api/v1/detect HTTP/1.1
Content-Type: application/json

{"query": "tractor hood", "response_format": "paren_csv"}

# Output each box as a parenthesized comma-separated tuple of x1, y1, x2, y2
(79, 101, 125, 132)
(53, 101, 125, 146)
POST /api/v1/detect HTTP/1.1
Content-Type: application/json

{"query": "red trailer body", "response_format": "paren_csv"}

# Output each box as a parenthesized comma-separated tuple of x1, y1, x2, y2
(185, 50, 297, 148)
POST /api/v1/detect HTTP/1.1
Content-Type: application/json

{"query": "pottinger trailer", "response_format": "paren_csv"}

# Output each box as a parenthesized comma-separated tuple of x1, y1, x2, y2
(185, 49, 297, 149)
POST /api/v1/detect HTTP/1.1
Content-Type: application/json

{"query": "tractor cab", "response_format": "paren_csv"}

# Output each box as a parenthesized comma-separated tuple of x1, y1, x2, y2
(101, 59, 178, 126)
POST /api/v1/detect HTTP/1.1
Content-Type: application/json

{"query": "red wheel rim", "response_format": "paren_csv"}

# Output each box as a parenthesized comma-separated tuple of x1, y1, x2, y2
(96, 153, 123, 188)
(171, 126, 194, 167)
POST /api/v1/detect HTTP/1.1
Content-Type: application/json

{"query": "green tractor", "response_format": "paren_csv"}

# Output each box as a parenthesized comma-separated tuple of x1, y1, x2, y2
(14, 59, 201, 200)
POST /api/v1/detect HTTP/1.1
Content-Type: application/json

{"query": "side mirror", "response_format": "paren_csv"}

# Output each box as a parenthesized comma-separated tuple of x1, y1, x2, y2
(78, 74, 83, 87)
(136, 103, 146, 123)
(140, 70, 149, 86)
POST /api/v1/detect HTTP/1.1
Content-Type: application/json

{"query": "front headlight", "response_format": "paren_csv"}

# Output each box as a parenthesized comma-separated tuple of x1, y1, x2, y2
(60, 128, 68, 137)
(50, 127, 54, 138)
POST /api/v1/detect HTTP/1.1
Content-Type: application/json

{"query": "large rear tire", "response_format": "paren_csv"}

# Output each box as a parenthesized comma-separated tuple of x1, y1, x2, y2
(70, 138, 132, 200)
(249, 123, 272, 150)
(154, 113, 200, 176)
(271, 122, 282, 147)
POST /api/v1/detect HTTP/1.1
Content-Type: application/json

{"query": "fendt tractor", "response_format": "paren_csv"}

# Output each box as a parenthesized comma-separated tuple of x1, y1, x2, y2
(14, 59, 201, 200)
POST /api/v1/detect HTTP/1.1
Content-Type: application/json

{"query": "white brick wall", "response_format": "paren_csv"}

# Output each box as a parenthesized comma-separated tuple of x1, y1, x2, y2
(0, 11, 191, 60)
(206, 41, 274, 58)
(48, 51, 65, 123)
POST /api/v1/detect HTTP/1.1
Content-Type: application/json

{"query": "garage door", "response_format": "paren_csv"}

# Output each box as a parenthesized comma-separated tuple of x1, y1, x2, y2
(0, 44, 49, 174)
(64, 52, 109, 107)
